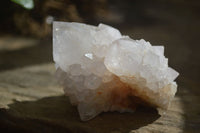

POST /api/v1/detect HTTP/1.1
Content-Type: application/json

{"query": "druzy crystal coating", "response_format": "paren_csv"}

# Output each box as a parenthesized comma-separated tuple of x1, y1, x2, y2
(53, 22, 179, 121)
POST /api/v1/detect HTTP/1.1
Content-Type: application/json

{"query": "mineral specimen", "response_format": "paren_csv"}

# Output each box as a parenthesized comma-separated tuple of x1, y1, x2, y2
(53, 22, 179, 121)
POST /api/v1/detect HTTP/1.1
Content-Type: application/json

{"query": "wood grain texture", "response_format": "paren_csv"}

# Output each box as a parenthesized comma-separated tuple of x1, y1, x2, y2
(0, 0, 200, 131)
(0, 63, 199, 133)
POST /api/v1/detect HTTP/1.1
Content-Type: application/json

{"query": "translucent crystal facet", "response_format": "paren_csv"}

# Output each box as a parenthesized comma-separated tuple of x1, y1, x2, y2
(53, 22, 179, 121)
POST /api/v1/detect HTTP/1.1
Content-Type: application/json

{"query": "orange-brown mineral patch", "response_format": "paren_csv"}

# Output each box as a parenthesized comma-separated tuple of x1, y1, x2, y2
(109, 76, 155, 109)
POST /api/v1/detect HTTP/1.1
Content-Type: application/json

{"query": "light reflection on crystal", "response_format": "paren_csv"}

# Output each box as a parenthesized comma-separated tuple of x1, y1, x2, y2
(53, 22, 179, 121)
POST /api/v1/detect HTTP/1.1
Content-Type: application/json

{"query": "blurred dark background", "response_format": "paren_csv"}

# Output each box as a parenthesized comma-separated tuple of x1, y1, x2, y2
(0, 0, 200, 132)
(0, 0, 199, 81)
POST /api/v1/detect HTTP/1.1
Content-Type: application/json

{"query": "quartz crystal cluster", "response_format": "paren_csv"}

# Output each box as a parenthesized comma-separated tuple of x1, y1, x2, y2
(53, 22, 179, 121)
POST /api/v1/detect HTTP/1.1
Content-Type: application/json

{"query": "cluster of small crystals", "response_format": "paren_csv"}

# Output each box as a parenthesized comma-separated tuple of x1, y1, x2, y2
(53, 22, 179, 121)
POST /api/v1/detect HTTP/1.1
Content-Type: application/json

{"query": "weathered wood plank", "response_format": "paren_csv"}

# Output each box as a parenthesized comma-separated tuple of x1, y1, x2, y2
(0, 63, 199, 133)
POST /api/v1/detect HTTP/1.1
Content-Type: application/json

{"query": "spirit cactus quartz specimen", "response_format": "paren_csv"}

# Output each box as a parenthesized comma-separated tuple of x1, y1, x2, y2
(53, 22, 179, 121)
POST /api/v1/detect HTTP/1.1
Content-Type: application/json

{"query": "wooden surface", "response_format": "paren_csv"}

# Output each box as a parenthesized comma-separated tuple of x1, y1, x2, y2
(0, 1, 200, 132)
(0, 62, 189, 133)
(0, 37, 199, 133)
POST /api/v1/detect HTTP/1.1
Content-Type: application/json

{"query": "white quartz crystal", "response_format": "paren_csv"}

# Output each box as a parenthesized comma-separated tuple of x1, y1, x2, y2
(53, 22, 179, 121)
